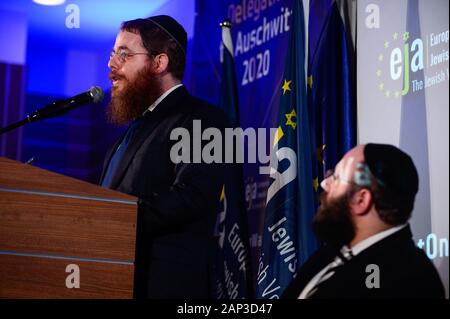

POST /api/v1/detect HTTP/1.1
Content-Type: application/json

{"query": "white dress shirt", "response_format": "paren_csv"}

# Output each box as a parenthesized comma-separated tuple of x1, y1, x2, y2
(298, 224, 407, 299)
(143, 83, 183, 115)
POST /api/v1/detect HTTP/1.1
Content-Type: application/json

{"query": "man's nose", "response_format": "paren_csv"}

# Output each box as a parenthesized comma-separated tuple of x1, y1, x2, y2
(320, 177, 330, 192)
(108, 55, 119, 70)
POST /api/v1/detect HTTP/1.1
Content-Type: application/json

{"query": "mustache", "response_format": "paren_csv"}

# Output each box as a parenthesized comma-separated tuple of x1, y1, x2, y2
(108, 71, 126, 81)
(319, 191, 328, 206)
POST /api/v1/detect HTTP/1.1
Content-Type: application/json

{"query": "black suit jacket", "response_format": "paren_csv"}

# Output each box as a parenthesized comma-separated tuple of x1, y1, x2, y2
(282, 224, 445, 299)
(100, 86, 225, 298)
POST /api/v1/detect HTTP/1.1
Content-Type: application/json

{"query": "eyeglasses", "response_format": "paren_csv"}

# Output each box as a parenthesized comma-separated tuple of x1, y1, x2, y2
(321, 168, 353, 189)
(109, 49, 148, 64)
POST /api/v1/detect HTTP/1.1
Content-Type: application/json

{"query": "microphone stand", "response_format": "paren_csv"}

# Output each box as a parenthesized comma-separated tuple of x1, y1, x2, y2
(0, 86, 103, 136)
(1, 99, 82, 135)
(0, 117, 31, 135)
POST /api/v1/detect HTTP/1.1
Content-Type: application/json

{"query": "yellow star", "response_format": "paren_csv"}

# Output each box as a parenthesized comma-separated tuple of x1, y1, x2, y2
(316, 144, 326, 164)
(393, 32, 399, 40)
(376, 70, 381, 77)
(282, 79, 292, 94)
(220, 185, 225, 201)
(403, 32, 410, 41)
(313, 177, 319, 192)
(395, 91, 400, 98)
(379, 83, 384, 90)
(273, 126, 284, 148)
(385, 90, 390, 97)
(384, 41, 389, 48)
(307, 75, 313, 89)
(378, 54, 383, 62)
(285, 109, 297, 130)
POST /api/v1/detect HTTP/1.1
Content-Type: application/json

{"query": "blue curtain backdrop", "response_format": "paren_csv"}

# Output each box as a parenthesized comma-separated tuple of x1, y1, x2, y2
(308, 0, 356, 180)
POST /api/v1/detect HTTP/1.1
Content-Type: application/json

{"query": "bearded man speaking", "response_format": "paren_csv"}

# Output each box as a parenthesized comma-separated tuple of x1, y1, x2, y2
(100, 15, 225, 298)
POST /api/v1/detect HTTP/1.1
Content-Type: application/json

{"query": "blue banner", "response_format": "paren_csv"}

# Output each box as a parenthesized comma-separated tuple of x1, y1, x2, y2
(255, 0, 318, 298)
(308, 0, 356, 177)
(213, 20, 252, 299)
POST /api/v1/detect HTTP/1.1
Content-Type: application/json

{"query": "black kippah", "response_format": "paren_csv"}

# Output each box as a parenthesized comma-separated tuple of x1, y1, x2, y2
(364, 143, 419, 200)
(147, 15, 187, 54)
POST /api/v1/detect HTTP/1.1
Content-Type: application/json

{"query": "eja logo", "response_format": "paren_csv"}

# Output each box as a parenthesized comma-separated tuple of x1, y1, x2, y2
(376, 31, 424, 98)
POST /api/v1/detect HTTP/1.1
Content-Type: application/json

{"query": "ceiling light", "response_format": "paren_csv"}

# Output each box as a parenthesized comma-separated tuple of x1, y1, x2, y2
(33, 0, 66, 6)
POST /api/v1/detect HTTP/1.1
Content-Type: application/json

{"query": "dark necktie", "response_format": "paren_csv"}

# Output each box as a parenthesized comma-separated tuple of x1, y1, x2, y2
(101, 118, 143, 188)
(304, 247, 353, 298)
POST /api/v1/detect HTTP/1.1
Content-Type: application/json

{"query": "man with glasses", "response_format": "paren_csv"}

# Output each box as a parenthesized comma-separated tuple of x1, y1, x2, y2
(101, 15, 225, 298)
(282, 143, 445, 299)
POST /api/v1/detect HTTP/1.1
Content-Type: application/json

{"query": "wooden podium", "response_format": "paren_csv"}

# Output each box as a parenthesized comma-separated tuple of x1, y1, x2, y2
(0, 157, 138, 298)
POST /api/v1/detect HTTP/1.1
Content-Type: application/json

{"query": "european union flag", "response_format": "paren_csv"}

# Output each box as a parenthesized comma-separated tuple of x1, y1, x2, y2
(212, 19, 252, 299)
(256, 0, 319, 298)
(308, 0, 356, 179)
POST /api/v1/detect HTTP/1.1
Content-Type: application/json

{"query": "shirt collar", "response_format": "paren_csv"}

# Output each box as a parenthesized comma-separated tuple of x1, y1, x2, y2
(144, 83, 183, 115)
(346, 224, 408, 256)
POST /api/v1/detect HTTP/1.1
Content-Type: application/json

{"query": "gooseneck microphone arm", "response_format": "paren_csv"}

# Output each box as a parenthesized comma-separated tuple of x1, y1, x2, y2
(0, 86, 104, 135)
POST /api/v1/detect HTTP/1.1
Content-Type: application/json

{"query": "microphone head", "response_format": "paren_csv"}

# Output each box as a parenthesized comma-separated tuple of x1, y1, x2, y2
(89, 86, 104, 104)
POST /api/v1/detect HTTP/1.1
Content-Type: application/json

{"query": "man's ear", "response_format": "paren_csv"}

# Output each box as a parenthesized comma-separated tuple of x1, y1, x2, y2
(152, 53, 169, 74)
(351, 188, 373, 216)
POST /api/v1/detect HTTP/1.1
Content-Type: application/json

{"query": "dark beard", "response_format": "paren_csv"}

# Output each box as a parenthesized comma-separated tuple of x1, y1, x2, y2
(107, 64, 162, 125)
(312, 191, 355, 247)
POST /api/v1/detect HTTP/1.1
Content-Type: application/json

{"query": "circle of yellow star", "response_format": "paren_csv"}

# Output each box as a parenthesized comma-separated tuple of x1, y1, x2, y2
(282, 79, 292, 95)
(285, 109, 297, 130)
(313, 177, 319, 192)
(307, 75, 313, 89)
(403, 32, 410, 41)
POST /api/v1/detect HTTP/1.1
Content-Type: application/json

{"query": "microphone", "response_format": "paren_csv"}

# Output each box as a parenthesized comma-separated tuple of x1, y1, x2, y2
(0, 86, 104, 135)
(28, 86, 104, 122)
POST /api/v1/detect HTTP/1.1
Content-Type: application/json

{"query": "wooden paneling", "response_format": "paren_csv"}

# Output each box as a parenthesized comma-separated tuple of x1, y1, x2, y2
(0, 192, 137, 261)
(0, 254, 133, 298)
(0, 157, 138, 298)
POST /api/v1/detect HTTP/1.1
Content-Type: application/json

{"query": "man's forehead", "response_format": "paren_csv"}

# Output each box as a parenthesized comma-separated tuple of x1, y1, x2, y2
(114, 30, 144, 50)
(336, 146, 365, 172)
